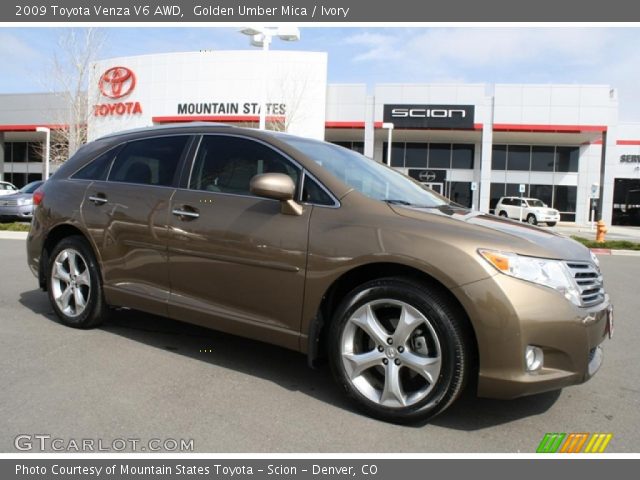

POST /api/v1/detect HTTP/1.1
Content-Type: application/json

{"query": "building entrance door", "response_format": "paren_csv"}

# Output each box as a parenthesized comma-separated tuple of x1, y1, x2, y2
(612, 178, 640, 226)
(422, 182, 444, 195)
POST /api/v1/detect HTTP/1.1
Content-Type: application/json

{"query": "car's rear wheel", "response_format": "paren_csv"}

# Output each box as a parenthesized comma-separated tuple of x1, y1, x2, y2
(47, 235, 108, 329)
(498, 211, 508, 218)
(526, 214, 538, 225)
(546, 222, 557, 227)
(328, 278, 471, 423)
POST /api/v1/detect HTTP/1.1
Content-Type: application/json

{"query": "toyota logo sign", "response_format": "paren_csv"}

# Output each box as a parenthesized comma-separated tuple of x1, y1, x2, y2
(99, 66, 136, 99)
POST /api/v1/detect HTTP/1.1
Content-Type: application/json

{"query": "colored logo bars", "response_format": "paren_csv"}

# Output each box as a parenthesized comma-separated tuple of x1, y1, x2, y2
(537, 433, 613, 453)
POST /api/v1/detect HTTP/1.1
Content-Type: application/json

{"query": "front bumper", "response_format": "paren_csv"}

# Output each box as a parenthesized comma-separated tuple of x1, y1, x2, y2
(537, 213, 561, 223)
(453, 273, 611, 399)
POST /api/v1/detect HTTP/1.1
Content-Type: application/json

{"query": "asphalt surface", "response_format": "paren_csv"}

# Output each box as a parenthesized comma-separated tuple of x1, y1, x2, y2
(1, 238, 638, 453)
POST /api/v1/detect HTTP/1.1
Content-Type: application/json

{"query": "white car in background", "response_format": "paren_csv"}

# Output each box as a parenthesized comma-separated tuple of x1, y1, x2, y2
(495, 196, 561, 226)
(0, 181, 18, 196)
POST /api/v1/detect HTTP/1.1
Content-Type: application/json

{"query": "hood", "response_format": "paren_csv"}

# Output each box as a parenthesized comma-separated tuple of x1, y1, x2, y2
(0, 192, 33, 201)
(388, 203, 591, 262)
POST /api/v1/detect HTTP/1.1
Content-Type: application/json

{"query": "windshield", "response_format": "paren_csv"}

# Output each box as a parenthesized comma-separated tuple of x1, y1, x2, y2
(527, 199, 545, 208)
(19, 181, 43, 194)
(278, 136, 448, 208)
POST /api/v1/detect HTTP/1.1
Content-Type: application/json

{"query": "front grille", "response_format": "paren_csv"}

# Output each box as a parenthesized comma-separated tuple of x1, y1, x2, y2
(565, 261, 605, 307)
(0, 199, 18, 206)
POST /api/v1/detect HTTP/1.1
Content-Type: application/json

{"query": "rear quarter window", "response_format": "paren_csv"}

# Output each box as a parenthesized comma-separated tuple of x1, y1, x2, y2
(71, 146, 121, 181)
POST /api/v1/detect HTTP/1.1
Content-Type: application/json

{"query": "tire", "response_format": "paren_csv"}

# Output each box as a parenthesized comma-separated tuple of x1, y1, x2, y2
(46, 235, 108, 329)
(498, 211, 508, 218)
(546, 222, 557, 227)
(526, 214, 538, 225)
(328, 278, 471, 424)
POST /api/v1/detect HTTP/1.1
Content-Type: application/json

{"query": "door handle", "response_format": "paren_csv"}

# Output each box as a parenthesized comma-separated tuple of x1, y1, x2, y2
(88, 194, 107, 205)
(172, 207, 200, 219)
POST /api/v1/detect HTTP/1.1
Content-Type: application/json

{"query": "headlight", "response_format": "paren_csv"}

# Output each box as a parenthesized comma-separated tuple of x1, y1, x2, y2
(479, 249, 581, 306)
(590, 250, 600, 269)
(17, 198, 33, 206)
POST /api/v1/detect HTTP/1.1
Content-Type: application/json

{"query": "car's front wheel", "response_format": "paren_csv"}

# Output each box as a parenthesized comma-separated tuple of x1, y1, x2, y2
(47, 235, 108, 329)
(546, 222, 557, 227)
(328, 278, 471, 423)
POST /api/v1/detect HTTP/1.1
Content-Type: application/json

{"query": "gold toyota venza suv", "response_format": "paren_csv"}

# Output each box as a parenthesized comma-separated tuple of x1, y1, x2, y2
(27, 123, 613, 423)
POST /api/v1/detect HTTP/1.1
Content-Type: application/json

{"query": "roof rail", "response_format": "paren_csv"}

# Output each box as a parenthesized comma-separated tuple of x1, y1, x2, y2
(95, 121, 233, 141)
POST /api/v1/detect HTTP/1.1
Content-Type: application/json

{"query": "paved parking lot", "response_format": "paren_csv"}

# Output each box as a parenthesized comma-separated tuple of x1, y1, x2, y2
(1, 237, 638, 453)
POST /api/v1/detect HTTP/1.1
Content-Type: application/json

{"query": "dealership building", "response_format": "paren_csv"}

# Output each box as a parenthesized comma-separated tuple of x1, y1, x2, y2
(1, 50, 639, 226)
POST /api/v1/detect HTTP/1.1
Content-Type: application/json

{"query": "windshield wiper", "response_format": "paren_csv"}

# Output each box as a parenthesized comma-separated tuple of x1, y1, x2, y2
(382, 199, 413, 205)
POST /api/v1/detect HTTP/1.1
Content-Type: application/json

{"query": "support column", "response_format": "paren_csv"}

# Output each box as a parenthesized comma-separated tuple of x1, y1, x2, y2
(0, 132, 5, 181)
(478, 98, 495, 213)
(364, 95, 375, 159)
(600, 125, 617, 225)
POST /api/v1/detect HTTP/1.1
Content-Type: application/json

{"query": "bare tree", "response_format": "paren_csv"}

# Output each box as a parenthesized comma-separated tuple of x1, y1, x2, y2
(40, 28, 106, 164)
(266, 64, 313, 133)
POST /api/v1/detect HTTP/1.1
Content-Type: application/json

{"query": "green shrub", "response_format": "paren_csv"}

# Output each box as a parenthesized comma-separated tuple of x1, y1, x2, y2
(571, 236, 640, 251)
(0, 222, 31, 232)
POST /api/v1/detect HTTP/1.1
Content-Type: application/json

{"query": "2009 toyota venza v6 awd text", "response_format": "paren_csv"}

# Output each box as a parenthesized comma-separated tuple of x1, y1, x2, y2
(26, 123, 613, 423)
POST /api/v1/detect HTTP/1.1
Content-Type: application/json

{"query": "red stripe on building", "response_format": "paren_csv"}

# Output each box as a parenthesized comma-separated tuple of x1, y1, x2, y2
(0, 124, 67, 131)
(152, 115, 285, 123)
(325, 122, 483, 130)
(616, 140, 640, 145)
(325, 121, 368, 129)
(493, 123, 607, 133)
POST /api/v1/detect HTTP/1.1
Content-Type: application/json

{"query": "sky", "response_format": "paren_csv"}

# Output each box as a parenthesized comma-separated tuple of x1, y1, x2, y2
(1, 26, 640, 121)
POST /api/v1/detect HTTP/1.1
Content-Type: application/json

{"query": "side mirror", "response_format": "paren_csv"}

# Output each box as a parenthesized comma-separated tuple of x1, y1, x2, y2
(250, 173, 303, 216)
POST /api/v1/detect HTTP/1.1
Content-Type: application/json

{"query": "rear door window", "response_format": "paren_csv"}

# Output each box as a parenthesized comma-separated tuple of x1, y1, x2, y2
(108, 136, 190, 186)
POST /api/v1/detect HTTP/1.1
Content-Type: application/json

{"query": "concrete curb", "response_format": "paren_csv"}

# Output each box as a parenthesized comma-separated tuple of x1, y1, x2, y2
(590, 248, 640, 256)
(0, 231, 28, 240)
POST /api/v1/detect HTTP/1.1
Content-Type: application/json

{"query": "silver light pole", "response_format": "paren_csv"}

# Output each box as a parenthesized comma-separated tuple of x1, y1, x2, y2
(239, 27, 300, 131)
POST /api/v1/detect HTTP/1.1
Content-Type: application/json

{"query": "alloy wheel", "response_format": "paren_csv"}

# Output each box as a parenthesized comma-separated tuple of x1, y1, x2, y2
(340, 299, 442, 408)
(51, 248, 91, 318)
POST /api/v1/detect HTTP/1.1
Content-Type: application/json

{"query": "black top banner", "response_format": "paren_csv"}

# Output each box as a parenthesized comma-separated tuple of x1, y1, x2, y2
(5, 0, 640, 22)
(384, 104, 475, 129)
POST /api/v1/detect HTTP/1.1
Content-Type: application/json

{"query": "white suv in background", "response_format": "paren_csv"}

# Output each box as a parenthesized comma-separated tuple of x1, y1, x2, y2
(495, 196, 560, 226)
(0, 181, 18, 196)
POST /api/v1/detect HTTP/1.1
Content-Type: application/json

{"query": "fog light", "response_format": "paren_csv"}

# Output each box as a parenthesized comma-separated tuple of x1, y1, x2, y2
(525, 346, 544, 372)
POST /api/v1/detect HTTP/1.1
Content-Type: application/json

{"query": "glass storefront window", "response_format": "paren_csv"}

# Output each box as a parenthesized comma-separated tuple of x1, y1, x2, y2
(529, 184, 553, 207)
(452, 144, 474, 169)
(382, 142, 406, 167)
(490, 183, 505, 211)
(11, 143, 26, 163)
(449, 181, 472, 208)
(506, 183, 524, 197)
(554, 185, 577, 213)
(531, 146, 555, 172)
(333, 141, 365, 155)
(405, 143, 428, 168)
(352, 142, 364, 154)
(507, 145, 531, 171)
(428, 143, 451, 169)
(4, 143, 12, 163)
(556, 147, 579, 172)
(491, 145, 507, 170)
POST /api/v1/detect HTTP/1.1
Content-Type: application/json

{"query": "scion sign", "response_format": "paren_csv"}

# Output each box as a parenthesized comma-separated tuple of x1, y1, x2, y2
(384, 104, 475, 129)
